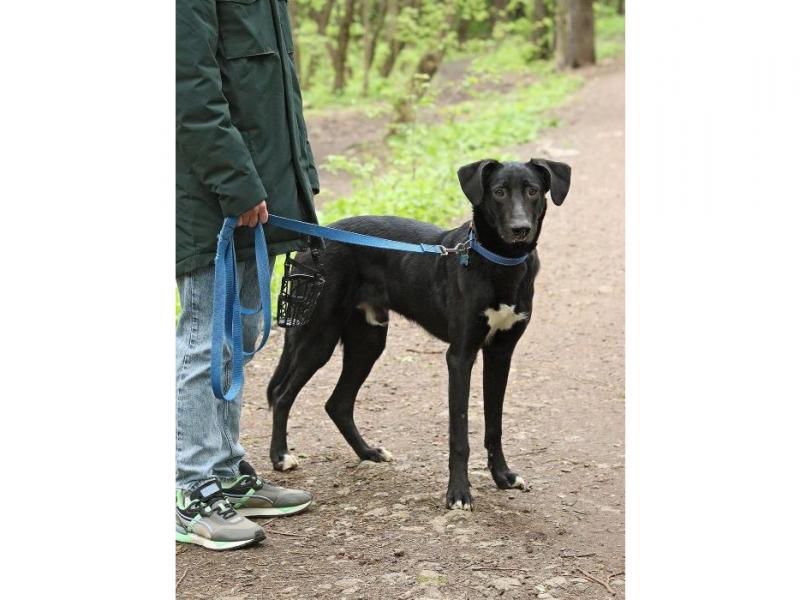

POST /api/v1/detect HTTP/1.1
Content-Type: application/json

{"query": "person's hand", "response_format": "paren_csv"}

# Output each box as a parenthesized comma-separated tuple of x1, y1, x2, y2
(237, 200, 269, 227)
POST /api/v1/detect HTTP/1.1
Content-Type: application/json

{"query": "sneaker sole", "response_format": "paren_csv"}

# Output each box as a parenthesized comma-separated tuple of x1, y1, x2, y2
(236, 500, 312, 518)
(175, 529, 265, 551)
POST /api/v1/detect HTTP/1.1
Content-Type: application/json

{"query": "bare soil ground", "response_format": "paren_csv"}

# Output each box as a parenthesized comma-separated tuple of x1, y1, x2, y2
(177, 59, 625, 599)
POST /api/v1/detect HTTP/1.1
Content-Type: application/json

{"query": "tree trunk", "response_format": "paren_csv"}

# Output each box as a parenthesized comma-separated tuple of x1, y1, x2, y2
(617, 0, 625, 15)
(531, 0, 553, 60)
(391, 8, 457, 127)
(456, 16, 471, 47)
(329, 0, 358, 94)
(555, 0, 595, 69)
(509, 1, 527, 20)
(361, 0, 389, 96)
(379, 0, 405, 78)
(487, 0, 509, 36)
(303, 0, 336, 89)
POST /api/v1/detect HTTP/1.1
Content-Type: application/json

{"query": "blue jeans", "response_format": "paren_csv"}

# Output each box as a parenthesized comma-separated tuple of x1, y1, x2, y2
(175, 258, 274, 490)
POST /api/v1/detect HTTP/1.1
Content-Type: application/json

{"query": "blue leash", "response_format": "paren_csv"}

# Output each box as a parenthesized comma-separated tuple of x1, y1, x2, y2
(210, 215, 528, 400)
(210, 219, 273, 401)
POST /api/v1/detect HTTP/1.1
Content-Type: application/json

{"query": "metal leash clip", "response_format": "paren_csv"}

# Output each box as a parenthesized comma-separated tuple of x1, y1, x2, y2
(436, 240, 472, 266)
(436, 240, 470, 255)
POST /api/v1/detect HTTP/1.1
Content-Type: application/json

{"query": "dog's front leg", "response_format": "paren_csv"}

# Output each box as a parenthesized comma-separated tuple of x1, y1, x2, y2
(482, 344, 526, 490)
(445, 346, 477, 510)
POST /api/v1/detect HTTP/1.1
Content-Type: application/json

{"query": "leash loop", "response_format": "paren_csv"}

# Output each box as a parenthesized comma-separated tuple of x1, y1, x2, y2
(210, 217, 271, 401)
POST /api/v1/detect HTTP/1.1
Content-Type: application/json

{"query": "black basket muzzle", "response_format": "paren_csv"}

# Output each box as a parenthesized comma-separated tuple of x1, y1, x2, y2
(276, 252, 325, 328)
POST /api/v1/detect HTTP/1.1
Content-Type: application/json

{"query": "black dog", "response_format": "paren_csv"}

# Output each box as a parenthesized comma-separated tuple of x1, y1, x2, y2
(267, 158, 571, 510)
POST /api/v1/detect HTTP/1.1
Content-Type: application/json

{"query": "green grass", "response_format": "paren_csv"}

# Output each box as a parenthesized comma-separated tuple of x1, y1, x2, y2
(595, 3, 626, 61)
(318, 71, 580, 228)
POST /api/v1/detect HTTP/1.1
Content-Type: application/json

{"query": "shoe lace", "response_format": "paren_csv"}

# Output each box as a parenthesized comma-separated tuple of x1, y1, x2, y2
(238, 475, 264, 490)
(188, 490, 237, 519)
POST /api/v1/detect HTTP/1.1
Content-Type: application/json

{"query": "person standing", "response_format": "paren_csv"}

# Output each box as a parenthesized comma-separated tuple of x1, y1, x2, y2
(175, 0, 320, 550)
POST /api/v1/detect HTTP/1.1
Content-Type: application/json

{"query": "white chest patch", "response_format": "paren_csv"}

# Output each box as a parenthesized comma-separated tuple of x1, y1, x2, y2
(483, 304, 529, 343)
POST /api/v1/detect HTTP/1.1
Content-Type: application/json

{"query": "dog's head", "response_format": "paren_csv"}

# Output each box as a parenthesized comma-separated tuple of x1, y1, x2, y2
(457, 158, 571, 245)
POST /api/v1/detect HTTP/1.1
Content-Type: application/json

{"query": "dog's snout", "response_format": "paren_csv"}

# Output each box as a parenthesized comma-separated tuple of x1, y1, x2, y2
(511, 226, 531, 239)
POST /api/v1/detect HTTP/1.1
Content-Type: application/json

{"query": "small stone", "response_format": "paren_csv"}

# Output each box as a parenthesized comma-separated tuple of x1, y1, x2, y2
(381, 572, 410, 584)
(445, 510, 471, 523)
(364, 506, 390, 517)
(394, 549, 406, 557)
(490, 577, 521, 592)
(417, 570, 447, 586)
(335, 578, 362, 589)
(428, 516, 447, 533)
(544, 575, 568, 588)
(537, 594, 553, 599)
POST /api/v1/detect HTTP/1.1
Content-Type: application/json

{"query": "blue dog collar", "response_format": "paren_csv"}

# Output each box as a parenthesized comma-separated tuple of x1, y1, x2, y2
(462, 229, 530, 267)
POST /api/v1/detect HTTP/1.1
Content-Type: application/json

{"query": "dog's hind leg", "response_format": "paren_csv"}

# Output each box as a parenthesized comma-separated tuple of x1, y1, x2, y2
(325, 308, 391, 463)
(268, 327, 340, 471)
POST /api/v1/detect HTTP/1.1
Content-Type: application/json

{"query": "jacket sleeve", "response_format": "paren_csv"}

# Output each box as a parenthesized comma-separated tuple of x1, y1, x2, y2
(176, 0, 267, 217)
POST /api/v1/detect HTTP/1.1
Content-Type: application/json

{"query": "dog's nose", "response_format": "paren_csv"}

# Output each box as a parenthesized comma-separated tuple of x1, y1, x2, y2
(511, 226, 531, 239)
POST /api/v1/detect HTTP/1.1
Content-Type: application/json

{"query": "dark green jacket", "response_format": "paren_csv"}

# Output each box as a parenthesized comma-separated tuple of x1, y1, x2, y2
(176, 0, 319, 276)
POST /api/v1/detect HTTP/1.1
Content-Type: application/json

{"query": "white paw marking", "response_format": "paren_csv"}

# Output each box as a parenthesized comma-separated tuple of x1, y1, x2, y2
(449, 500, 472, 511)
(512, 476, 527, 490)
(483, 304, 529, 342)
(377, 447, 394, 461)
(356, 302, 388, 327)
(279, 454, 299, 471)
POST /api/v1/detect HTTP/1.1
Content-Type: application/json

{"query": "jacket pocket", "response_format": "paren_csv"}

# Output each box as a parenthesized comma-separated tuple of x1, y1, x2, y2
(216, 0, 278, 59)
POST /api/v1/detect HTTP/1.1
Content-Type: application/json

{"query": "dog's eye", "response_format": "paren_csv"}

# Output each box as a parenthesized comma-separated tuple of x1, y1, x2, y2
(527, 187, 538, 198)
(494, 188, 507, 199)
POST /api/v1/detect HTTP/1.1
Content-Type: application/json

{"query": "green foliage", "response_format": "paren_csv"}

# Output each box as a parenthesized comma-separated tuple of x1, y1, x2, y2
(318, 72, 580, 228)
(467, 40, 555, 79)
(595, 2, 625, 61)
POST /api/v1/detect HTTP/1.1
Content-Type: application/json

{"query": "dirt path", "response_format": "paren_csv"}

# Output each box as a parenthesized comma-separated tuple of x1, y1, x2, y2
(177, 59, 625, 599)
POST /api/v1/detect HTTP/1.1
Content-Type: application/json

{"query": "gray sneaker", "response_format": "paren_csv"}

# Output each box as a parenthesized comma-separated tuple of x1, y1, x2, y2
(176, 479, 265, 551)
(222, 461, 313, 517)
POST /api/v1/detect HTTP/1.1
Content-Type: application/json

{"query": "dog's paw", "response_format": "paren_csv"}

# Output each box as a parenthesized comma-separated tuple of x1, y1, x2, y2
(511, 475, 528, 490)
(446, 487, 474, 511)
(273, 453, 300, 472)
(492, 470, 528, 491)
(359, 446, 394, 463)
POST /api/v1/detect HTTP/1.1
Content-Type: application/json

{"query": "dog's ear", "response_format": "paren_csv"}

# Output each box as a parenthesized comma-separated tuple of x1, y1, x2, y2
(457, 159, 501, 206)
(527, 158, 571, 206)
